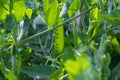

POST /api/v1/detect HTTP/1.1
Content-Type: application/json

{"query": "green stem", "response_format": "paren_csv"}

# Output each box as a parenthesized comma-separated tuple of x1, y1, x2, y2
(10, 0, 13, 13)
(17, 7, 95, 46)
(73, 21, 78, 49)
(11, 29, 17, 45)
(84, 0, 90, 8)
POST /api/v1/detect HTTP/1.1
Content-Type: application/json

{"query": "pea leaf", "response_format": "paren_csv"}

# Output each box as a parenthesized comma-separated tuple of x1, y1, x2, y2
(4, 14, 16, 31)
(5, 70, 17, 80)
(44, 0, 59, 28)
(13, 0, 26, 21)
(68, 0, 81, 17)
(25, 8, 32, 19)
(21, 65, 56, 79)
(0, 4, 9, 21)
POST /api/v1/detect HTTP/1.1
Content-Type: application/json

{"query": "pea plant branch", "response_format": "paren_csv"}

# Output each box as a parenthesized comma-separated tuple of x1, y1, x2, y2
(17, 6, 95, 46)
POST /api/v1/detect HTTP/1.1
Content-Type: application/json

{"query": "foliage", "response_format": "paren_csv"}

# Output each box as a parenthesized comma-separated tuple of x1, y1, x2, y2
(0, 0, 120, 80)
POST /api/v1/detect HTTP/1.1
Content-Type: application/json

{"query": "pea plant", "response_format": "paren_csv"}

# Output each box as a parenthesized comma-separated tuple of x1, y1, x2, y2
(0, 0, 120, 80)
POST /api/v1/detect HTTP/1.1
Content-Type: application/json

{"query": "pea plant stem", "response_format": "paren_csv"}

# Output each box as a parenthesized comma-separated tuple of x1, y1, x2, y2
(10, 0, 13, 14)
(17, 7, 95, 46)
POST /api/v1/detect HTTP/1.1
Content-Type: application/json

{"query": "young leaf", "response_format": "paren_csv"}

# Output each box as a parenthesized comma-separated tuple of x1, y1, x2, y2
(25, 8, 32, 19)
(13, 0, 26, 21)
(68, 0, 81, 17)
(0, 4, 9, 21)
(44, 0, 59, 28)
(64, 56, 93, 80)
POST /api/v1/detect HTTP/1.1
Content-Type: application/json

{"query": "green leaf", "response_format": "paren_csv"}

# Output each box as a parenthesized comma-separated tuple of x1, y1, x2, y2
(44, 0, 59, 28)
(25, 8, 32, 19)
(64, 56, 90, 75)
(49, 68, 64, 80)
(5, 70, 17, 80)
(64, 55, 100, 80)
(21, 65, 56, 79)
(68, 0, 81, 17)
(43, 0, 50, 12)
(43, 0, 64, 57)
(13, 0, 26, 21)
(4, 14, 16, 31)
(91, 7, 99, 20)
(101, 10, 120, 26)
(62, 47, 75, 61)
(64, 55, 97, 80)
(0, 4, 9, 21)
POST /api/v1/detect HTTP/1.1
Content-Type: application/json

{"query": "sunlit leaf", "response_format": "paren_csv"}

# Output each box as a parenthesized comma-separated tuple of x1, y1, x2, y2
(44, 0, 59, 28)
(13, 0, 26, 21)
(54, 26, 64, 57)
(68, 0, 81, 17)
(43, 0, 50, 12)
(5, 70, 17, 80)
(64, 56, 92, 79)
(0, 4, 9, 21)
(25, 8, 32, 19)
(92, 7, 99, 20)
